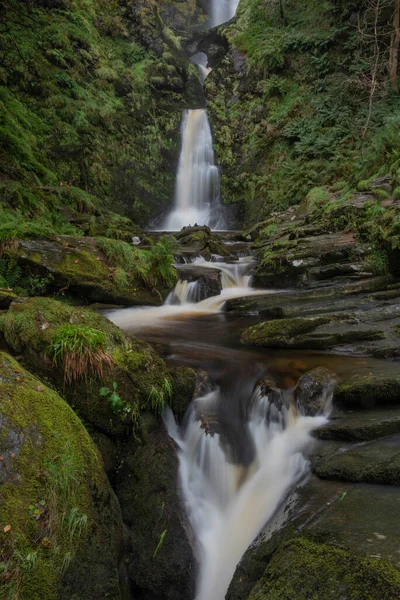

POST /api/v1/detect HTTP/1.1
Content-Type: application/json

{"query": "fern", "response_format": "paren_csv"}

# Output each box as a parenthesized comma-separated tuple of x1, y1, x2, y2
(0, 259, 22, 288)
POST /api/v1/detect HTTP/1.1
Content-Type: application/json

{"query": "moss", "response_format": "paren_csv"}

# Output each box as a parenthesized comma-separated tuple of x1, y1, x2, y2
(0, 288, 18, 309)
(335, 373, 400, 409)
(303, 186, 330, 211)
(247, 538, 400, 600)
(241, 317, 330, 348)
(0, 298, 169, 434)
(372, 188, 390, 200)
(169, 366, 196, 415)
(0, 352, 122, 599)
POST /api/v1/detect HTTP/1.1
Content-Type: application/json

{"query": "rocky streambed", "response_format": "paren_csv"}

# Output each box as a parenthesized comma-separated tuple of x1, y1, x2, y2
(1, 216, 400, 599)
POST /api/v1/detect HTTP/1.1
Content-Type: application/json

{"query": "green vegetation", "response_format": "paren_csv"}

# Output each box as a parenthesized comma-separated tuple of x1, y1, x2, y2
(0, 0, 201, 239)
(207, 0, 400, 223)
(46, 324, 112, 384)
(99, 381, 124, 413)
(247, 538, 400, 599)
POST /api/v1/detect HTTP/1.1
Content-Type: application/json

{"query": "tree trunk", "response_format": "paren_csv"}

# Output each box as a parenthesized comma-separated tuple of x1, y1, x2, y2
(390, 0, 400, 92)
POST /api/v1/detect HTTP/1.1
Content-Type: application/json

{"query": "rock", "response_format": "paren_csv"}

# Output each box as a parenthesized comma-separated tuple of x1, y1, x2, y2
(315, 407, 400, 441)
(241, 317, 331, 348)
(335, 372, 400, 408)
(169, 366, 197, 415)
(227, 477, 400, 599)
(0, 352, 123, 600)
(8, 235, 165, 306)
(245, 537, 400, 600)
(295, 367, 336, 416)
(115, 422, 195, 600)
(0, 297, 172, 436)
(313, 434, 400, 485)
(175, 226, 231, 259)
(175, 264, 222, 300)
(0, 288, 18, 309)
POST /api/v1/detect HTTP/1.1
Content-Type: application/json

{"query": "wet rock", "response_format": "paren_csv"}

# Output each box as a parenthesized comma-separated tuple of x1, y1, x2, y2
(295, 367, 336, 416)
(313, 434, 400, 485)
(245, 537, 400, 600)
(115, 423, 195, 600)
(9, 235, 164, 306)
(241, 317, 331, 348)
(0, 352, 123, 600)
(176, 264, 222, 299)
(335, 372, 400, 408)
(315, 407, 400, 441)
(227, 477, 400, 600)
(176, 225, 231, 259)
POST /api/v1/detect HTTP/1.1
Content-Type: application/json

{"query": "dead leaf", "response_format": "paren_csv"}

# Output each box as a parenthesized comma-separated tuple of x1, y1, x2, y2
(3, 525, 11, 533)
(0, 457, 3, 461)
(35, 386, 44, 393)
(74, 260, 79, 264)
(10, 453, 15, 458)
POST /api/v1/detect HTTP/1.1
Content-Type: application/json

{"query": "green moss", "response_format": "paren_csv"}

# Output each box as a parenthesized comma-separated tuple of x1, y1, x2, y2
(0, 352, 121, 599)
(241, 317, 330, 348)
(247, 538, 400, 600)
(0, 298, 169, 434)
(335, 373, 400, 408)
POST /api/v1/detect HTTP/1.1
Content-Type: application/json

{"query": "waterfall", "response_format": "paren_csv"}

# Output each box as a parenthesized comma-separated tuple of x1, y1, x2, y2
(163, 110, 221, 231)
(165, 279, 201, 305)
(166, 386, 330, 600)
(210, 0, 240, 27)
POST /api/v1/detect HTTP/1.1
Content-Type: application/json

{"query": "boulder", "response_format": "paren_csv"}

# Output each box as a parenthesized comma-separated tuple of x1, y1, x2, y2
(334, 372, 400, 408)
(295, 366, 336, 416)
(0, 352, 124, 600)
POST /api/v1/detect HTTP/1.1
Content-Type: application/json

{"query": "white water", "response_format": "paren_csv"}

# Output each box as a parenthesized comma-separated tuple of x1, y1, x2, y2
(211, 0, 240, 27)
(107, 257, 272, 333)
(163, 110, 221, 231)
(166, 388, 329, 600)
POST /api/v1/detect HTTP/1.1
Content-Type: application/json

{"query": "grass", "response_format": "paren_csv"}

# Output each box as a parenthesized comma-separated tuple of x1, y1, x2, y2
(46, 324, 113, 384)
(148, 377, 173, 414)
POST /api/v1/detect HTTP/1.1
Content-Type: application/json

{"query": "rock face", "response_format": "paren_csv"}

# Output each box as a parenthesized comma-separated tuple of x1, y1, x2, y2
(115, 418, 195, 600)
(0, 352, 124, 600)
(8, 236, 168, 306)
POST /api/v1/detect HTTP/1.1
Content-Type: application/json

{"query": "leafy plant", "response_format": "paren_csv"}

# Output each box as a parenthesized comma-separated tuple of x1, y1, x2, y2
(100, 381, 124, 413)
(148, 377, 173, 414)
(0, 259, 21, 288)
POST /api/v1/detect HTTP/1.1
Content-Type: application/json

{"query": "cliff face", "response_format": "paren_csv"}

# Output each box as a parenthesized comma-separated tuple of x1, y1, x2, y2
(206, 0, 400, 224)
(0, 0, 205, 233)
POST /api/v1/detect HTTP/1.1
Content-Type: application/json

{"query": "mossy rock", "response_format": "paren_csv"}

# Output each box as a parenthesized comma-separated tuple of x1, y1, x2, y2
(246, 538, 400, 600)
(115, 422, 195, 600)
(0, 288, 18, 309)
(176, 226, 230, 258)
(0, 352, 123, 600)
(12, 236, 164, 306)
(241, 317, 330, 348)
(0, 297, 172, 435)
(335, 373, 400, 409)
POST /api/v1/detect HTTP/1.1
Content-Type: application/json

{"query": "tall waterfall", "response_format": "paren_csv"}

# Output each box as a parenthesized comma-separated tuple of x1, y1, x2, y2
(211, 0, 240, 27)
(163, 110, 221, 231)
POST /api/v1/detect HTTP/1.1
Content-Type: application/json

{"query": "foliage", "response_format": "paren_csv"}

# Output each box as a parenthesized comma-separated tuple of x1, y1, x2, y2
(148, 377, 173, 413)
(46, 324, 113, 383)
(207, 0, 400, 223)
(99, 381, 124, 413)
(96, 235, 177, 290)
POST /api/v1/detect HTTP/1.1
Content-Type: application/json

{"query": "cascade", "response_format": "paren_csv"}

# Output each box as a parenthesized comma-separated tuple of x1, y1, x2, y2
(210, 0, 240, 27)
(163, 109, 222, 231)
(165, 385, 330, 600)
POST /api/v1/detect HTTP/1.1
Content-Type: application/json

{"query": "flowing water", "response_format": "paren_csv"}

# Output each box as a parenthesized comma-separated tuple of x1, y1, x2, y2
(162, 109, 223, 231)
(107, 254, 334, 600)
(210, 0, 241, 27)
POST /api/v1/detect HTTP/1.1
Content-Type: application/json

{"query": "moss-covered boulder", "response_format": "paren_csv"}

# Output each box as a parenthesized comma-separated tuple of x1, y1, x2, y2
(9, 235, 173, 305)
(313, 434, 400, 485)
(176, 226, 231, 260)
(241, 317, 330, 348)
(0, 352, 123, 600)
(246, 538, 400, 600)
(115, 417, 195, 600)
(335, 373, 400, 409)
(0, 297, 174, 436)
(315, 407, 400, 441)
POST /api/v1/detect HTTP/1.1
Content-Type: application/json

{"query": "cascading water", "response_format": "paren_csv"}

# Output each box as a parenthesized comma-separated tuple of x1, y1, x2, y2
(166, 385, 330, 600)
(165, 279, 201, 305)
(210, 0, 240, 27)
(163, 110, 221, 231)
